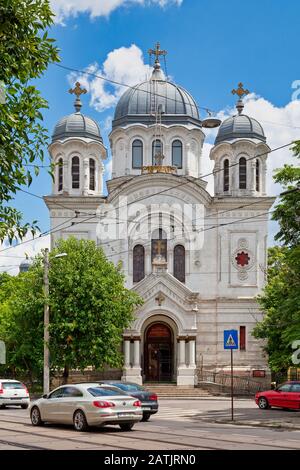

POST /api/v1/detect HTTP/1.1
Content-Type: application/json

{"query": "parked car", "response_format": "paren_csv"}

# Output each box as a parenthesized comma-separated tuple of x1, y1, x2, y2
(0, 379, 30, 409)
(255, 381, 300, 410)
(30, 383, 142, 432)
(98, 381, 158, 421)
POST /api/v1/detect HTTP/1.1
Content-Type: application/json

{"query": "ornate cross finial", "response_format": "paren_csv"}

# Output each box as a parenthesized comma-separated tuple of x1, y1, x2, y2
(231, 82, 250, 99)
(148, 42, 167, 63)
(155, 293, 165, 306)
(69, 82, 87, 98)
(69, 82, 87, 112)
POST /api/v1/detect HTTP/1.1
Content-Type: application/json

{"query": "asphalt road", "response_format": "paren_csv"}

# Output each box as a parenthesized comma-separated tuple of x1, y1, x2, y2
(0, 398, 299, 450)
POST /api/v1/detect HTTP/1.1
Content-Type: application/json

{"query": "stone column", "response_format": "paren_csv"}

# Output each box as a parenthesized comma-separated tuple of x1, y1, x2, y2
(83, 158, 89, 195)
(251, 160, 256, 195)
(189, 339, 196, 367)
(133, 339, 140, 368)
(124, 340, 130, 367)
(179, 340, 186, 366)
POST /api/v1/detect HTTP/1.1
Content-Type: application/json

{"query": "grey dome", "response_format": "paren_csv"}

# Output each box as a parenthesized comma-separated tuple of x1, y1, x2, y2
(113, 65, 201, 129)
(215, 114, 265, 144)
(19, 259, 32, 273)
(52, 112, 103, 142)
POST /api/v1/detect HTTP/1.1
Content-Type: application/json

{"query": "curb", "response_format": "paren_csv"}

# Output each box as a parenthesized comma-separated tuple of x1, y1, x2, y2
(210, 419, 300, 431)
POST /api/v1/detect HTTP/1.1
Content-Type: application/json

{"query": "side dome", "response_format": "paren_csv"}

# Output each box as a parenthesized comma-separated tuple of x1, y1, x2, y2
(112, 63, 201, 129)
(52, 112, 103, 143)
(215, 114, 266, 144)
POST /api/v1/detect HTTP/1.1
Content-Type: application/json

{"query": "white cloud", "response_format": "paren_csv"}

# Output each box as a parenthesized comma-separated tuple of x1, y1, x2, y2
(51, 0, 182, 24)
(68, 44, 152, 112)
(0, 234, 50, 276)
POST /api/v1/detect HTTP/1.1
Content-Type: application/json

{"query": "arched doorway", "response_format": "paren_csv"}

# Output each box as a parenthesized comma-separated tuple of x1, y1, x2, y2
(144, 323, 173, 382)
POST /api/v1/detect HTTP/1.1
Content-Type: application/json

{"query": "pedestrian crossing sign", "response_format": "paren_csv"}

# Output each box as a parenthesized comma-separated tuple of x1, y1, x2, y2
(224, 330, 238, 349)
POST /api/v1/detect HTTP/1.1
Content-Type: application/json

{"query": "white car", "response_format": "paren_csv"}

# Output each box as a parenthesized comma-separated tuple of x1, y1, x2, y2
(30, 383, 143, 432)
(0, 379, 30, 409)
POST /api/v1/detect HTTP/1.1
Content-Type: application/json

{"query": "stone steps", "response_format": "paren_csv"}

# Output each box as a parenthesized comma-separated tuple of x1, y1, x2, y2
(143, 384, 211, 397)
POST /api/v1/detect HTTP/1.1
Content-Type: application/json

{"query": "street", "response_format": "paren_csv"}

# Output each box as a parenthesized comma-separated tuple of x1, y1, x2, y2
(0, 398, 300, 450)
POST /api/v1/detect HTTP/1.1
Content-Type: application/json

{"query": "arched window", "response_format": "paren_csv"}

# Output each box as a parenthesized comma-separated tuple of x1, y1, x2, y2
(223, 159, 229, 192)
(72, 156, 80, 189)
(133, 245, 145, 283)
(172, 140, 182, 168)
(89, 158, 95, 191)
(239, 157, 247, 189)
(58, 158, 63, 192)
(256, 159, 260, 192)
(132, 139, 143, 168)
(152, 140, 163, 165)
(173, 245, 185, 283)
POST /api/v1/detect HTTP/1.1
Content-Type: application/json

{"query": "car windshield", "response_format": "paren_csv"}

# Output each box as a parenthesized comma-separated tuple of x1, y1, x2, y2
(111, 383, 143, 392)
(2, 382, 24, 389)
(87, 387, 124, 397)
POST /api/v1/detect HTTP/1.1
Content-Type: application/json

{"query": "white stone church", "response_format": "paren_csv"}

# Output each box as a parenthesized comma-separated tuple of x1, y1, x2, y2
(44, 45, 274, 386)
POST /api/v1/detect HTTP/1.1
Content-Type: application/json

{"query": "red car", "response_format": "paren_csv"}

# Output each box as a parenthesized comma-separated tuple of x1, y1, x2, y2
(255, 381, 300, 410)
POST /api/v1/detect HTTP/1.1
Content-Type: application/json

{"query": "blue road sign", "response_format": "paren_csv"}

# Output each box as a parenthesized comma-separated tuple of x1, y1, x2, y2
(224, 330, 238, 350)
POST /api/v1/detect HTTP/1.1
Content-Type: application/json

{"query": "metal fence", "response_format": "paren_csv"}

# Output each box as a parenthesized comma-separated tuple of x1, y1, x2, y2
(197, 369, 266, 395)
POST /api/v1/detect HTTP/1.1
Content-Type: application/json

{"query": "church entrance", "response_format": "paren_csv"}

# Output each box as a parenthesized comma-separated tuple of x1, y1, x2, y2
(144, 323, 173, 382)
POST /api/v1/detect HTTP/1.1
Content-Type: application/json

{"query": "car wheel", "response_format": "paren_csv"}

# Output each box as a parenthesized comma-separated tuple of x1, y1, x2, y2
(73, 410, 89, 432)
(21, 404, 29, 410)
(258, 397, 269, 409)
(142, 412, 151, 422)
(30, 406, 44, 426)
(119, 422, 134, 431)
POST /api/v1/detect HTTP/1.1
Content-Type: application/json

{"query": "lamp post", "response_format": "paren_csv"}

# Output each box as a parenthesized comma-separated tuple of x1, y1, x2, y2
(43, 249, 67, 394)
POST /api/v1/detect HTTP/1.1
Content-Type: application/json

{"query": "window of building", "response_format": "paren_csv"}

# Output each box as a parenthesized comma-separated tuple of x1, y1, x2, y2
(89, 158, 95, 191)
(239, 157, 247, 189)
(132, 139, 143, 168)
(240, 326, 246, 351)
(256, 159, 260, 192)
(173, 245, 185, 283)
(72, 156, 80, 189)
(58, 158, 63, 192)
(152, 140, 163, 165)
(223, 159, 229, 191)
(172, 140, 183, 168)
(133, 245, 145, 283)
(151, 228, 167, 262)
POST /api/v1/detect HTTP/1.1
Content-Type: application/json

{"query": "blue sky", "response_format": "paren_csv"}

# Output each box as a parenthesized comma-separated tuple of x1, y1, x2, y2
(2, 0, 300, 270)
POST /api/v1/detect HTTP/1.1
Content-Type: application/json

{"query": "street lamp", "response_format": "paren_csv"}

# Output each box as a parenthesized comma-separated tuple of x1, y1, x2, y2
(43, 248, 67, 394)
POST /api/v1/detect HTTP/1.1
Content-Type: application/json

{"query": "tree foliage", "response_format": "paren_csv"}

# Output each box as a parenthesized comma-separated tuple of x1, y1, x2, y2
(0, 239, 142, 382)
(0, 0, 59, 242)
(253, 143, 300, 372)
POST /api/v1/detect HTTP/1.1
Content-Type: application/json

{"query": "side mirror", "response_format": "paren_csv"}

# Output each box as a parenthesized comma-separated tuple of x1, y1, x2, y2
(42, 394, 48, 399)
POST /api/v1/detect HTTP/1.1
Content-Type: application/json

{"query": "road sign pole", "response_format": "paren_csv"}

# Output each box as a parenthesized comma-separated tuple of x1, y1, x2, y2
(231, 349, 234, 421)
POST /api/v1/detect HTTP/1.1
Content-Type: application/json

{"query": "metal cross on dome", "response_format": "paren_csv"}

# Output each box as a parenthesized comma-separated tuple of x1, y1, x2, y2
(148, 42, 167, 63)
(69, 82, 87, 98)
(231, 82, 250, 99)
(235, 251, 250, 267)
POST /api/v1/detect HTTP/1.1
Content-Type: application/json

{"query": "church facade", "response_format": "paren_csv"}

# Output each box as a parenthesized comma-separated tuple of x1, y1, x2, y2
(44, 46, 274, 386)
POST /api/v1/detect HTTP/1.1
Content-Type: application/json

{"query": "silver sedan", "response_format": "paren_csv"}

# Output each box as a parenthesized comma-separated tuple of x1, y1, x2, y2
(30, 383, 143, 432)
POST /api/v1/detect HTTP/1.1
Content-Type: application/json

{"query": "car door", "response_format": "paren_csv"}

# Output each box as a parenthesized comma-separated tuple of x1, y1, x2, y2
(59, 386, 85, 424)
(288, 383, 300, 409)
(271, 383, 292, 408)
(41, 387, 66, 422)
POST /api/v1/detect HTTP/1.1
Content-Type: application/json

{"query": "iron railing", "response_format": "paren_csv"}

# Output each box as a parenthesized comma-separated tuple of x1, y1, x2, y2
(197, 369, 267, 395)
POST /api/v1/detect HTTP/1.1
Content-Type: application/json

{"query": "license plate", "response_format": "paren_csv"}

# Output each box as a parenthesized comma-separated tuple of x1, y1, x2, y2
(117, 413, 135, 417)
(142, 407, 152, 410)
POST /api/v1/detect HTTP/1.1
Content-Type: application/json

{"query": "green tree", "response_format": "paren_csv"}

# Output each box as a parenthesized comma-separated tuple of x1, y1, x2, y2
(253, 143, 300, 372)
(0, 0, 59, 242)
(0, 239, 143, 383)
(49, 238, 142, 381)
(0, 270, 44, 383)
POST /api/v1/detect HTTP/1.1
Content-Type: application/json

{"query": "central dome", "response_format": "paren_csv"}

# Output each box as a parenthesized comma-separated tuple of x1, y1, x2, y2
(112, 63, 201, 129)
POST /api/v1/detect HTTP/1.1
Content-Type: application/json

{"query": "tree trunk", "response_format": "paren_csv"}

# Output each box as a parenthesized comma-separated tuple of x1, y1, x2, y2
(62, 365, 69, 384)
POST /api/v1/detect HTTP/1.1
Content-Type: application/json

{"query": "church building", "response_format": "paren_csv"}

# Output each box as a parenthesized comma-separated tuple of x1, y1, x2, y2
(44, 44, 274, 386)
